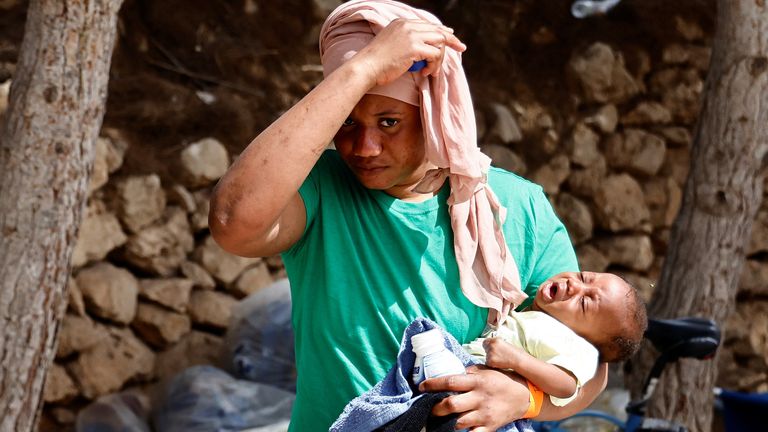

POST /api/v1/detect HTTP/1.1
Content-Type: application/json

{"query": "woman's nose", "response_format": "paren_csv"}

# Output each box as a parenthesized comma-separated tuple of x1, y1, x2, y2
(353, 127, 383, 157)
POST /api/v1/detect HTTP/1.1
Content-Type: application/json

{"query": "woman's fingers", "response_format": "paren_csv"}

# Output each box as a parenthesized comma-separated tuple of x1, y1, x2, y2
(419, 365, 530, 430)
(421, 38, 445, 77)
(426, 383, 499, 429)
(419, 370, 479, 394)
(439, 28, 467, 52)
(400, 24, 461, 77)
(457, 409, 492, 430)
(352, 18, 466, 85)
(416, 26, 465, 77)
(410, 23, 465, 51)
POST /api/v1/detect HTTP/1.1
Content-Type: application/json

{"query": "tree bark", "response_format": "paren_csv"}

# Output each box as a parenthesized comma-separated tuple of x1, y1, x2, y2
(627, 1, 768, 431)
(0, 0, 123, 430)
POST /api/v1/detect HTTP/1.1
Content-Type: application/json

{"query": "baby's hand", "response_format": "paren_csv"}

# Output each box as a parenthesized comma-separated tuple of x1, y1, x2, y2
(482, 338, 525, 370)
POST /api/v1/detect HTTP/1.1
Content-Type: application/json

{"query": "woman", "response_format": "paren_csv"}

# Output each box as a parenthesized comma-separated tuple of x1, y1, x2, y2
(210, 1, 607, 430)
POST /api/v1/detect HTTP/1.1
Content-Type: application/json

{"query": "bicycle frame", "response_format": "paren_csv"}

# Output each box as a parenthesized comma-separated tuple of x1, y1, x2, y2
(533, 410, 632, 431)
(533, 410, 647, 431)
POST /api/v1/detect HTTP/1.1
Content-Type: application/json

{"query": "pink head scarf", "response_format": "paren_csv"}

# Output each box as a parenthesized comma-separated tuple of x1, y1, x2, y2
(320, 0, 527, 327)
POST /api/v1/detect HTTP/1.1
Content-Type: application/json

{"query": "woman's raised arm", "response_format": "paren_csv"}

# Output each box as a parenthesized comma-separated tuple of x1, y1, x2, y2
(208, 19, 463, 258)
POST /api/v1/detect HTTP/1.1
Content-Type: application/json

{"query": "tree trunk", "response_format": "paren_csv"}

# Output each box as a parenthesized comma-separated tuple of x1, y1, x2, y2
(626, 1, 768, 431)
(0, 0, 123, 430)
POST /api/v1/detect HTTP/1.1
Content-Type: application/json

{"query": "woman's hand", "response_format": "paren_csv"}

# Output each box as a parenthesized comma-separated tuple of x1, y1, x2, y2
(418, 364, 529, 431)
(352, 18, 466, 86)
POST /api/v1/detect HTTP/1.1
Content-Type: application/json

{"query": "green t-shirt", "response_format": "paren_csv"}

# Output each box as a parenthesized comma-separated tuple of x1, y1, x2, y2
(282, 150, 578, 431)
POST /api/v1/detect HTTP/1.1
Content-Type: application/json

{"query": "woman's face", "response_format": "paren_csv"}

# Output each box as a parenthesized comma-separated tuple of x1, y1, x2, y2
(334, 94, 433, 201)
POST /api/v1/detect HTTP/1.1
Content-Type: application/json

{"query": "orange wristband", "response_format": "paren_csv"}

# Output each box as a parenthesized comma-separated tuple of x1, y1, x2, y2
(522, 380, 544, 419)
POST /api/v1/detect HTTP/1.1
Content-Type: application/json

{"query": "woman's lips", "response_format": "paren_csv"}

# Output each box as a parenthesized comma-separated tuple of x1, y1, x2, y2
(354, 165, 387, 175)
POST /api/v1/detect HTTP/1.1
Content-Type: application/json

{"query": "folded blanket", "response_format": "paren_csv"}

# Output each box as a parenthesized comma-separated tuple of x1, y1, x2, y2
(329, 317, 532, 432)
(375, 391, 455, 431)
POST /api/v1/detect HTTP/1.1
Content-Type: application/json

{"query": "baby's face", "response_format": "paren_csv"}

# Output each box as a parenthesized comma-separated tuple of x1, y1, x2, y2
(531, 271, 632, 345)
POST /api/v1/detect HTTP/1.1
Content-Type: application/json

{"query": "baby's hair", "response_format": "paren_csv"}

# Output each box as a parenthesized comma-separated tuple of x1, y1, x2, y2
(595, 278, 648, 363)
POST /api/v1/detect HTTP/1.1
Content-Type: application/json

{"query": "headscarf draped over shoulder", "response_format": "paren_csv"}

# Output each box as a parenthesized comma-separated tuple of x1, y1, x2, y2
(319, 0, 527, 327)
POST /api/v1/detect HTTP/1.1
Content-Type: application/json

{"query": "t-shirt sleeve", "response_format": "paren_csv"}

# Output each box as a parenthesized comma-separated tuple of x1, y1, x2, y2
(296, 150, 330, 235)
(525, 188, 580, 296)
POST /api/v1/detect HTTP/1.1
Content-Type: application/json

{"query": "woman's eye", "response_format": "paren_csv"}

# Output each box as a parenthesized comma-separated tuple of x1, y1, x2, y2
(380, 118, 398, 127)
(342, 118, 355, 127)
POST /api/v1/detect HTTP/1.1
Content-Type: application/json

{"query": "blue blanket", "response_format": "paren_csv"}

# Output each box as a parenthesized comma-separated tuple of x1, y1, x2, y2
(330, 317, 532, 432)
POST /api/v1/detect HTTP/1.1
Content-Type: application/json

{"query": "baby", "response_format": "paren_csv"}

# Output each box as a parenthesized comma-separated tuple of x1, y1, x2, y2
(464, 271, 648, 406)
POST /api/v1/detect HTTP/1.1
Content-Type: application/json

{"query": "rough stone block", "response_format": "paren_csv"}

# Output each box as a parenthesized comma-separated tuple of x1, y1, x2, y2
(68, 327, 155, 399)
(132, 302, 192, 348)
(75, 263, 138, 324)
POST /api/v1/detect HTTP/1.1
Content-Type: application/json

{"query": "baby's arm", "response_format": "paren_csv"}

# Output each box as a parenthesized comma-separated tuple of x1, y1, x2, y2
(482, 337, 577, 399)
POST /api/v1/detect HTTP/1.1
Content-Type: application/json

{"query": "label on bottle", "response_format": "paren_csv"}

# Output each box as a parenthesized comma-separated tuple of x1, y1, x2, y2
(422, 350, 466, 379)
(412, 356, 425, 385)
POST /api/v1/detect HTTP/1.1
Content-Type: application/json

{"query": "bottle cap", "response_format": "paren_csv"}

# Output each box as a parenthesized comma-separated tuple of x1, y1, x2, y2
(411, 329, 446, 357)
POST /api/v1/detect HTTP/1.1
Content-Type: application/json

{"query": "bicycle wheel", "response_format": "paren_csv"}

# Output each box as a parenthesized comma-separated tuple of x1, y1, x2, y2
(544, 411, 625, 432)
(636, 417, 687, 432)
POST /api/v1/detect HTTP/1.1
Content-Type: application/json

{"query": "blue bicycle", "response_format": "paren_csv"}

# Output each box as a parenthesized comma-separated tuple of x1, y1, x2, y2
(532, 317, 721, 432)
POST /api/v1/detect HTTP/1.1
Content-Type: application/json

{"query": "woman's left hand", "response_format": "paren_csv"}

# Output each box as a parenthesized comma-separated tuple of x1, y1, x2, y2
(350, 19, 465, 87)
(418, 364, 529, 431)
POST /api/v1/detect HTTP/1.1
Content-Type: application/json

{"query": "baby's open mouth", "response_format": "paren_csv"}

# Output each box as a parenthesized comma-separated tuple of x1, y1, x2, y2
(541, 280, 568, 302)
(549, 283, 559, 298)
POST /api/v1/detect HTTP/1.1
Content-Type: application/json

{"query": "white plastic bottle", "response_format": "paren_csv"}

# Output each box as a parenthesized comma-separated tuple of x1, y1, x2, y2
(411, 329, 466, 386)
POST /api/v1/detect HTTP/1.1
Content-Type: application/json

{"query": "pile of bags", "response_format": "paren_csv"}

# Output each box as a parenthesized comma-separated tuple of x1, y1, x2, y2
(76, 279, 295, 432)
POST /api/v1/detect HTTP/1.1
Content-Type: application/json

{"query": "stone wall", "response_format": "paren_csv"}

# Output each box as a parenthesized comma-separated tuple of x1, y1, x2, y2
(0, 0, 765, 430)
(37, 132, 285, 426)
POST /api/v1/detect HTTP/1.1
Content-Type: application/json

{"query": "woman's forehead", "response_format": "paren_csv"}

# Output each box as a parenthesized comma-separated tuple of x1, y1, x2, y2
(354, 94, 419, 115)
